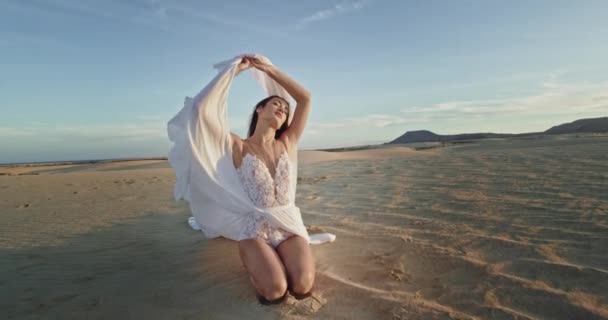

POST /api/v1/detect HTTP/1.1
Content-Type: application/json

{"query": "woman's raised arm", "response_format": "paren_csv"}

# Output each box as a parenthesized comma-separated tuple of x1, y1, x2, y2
(249, 57, 311, 144)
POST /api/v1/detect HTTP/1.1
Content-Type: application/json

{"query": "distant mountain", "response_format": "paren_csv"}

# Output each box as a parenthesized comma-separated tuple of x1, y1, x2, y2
(545, 117, 608, 134)
(388, 117, 608, 144)
(388, 130, 514, 144)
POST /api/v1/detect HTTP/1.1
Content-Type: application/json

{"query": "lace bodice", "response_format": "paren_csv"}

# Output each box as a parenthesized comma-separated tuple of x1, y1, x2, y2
(236, 150, 291, 208)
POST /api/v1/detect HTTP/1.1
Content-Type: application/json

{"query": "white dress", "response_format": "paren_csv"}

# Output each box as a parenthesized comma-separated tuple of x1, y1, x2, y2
(236, 150, 294, 248)
(167, 53, 335, 245)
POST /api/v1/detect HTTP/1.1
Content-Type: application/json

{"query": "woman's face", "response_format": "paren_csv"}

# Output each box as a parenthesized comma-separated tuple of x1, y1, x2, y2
(257, 97, 289, 128)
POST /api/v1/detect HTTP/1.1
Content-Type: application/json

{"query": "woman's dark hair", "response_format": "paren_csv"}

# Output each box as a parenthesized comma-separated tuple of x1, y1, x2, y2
(247, 95, 290, 139)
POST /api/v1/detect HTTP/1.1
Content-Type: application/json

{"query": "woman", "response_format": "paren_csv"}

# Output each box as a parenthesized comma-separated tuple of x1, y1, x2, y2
(168, 54, 327, 305)
(230, 56, 314, 304)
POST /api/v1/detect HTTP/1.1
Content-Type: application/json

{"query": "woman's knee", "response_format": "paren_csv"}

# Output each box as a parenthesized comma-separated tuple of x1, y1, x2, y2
(290, 270, 315, 295)
(259, 275, 288, 300)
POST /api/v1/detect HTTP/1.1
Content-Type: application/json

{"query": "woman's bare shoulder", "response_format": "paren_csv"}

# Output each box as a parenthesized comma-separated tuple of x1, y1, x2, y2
(230, 132, 242, 143)
(231, 131, 243, 145)
(231, 132, 244, 158)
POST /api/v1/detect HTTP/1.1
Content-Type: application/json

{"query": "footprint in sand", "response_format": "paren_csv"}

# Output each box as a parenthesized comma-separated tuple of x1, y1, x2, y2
(282, 293, 327, 316)
(72, 276, 95, 284)
(51, 293, 79, 304)
(306, 225, 326, 233)
(16, 203, 30, 208)
(120, 195, 138, 202)
(400, 235, 414, 243)
(113, 179, 136, 185)
(390, 268, 410, 282)
(33, 303, 49, 311)
(88, 297, 104, 308)
(297, 176, 329, 184)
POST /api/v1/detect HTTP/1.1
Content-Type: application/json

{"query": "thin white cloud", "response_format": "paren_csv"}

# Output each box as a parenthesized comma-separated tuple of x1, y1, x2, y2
(0, 30, 76, 49)
(12, 0, 284, 37)
(296, 0, 373, 29)
(0, 127, 39, 137)
(169, 5, 289, 38)
(34, 0, 133, 24)
(305, 112, 423, 135)
(403, 80, 608, 118)
(11, 0, 173, 33)
(303, 78, 608, 142)
(0, 121, 167, 143)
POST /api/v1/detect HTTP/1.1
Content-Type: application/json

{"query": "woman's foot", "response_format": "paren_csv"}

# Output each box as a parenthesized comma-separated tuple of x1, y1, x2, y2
(257, 290, 288, 305)
(290, 290, 313, 300)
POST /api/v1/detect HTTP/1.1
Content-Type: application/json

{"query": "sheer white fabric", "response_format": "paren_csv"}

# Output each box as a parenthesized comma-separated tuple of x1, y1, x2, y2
(237, 150, 294, 247)
(236, 150, 291, 208)
(167, 53, 336, 245)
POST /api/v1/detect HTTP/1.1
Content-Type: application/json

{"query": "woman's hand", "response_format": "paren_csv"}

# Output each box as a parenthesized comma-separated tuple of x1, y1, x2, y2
(248, 56, 275, 74)
(236, 56, 253, 74)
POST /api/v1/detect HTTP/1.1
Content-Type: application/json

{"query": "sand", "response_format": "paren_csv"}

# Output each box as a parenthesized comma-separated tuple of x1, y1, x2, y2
(1, 134, 607, 319)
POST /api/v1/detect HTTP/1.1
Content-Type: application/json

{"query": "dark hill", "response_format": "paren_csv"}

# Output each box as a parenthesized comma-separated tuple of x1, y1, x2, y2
(388, 131, 514, 144)
(388, 116, 607, 144)
(545, 117, 608, 134)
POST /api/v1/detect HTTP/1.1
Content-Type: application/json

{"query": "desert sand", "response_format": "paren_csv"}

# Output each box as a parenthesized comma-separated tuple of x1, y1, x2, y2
(1, 134, 607, 319)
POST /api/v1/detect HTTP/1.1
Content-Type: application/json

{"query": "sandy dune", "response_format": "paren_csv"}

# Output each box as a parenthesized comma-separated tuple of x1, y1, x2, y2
(1, 135, 607, 319)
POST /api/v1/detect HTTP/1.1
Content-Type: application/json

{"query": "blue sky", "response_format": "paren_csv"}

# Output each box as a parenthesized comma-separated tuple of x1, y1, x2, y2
(1, 0, 607, 163)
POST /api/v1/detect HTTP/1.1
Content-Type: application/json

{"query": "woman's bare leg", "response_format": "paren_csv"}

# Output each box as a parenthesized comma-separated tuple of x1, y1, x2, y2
(239, 238, 288, 301)
(276, 235, 315, 297)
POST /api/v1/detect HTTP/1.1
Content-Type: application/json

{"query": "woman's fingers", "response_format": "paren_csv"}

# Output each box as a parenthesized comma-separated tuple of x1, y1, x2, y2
(250, 56, 263, 64)
(237, 57, 253, 72)
(243, 56, 271, 73)
(250, 58, 268, 70)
